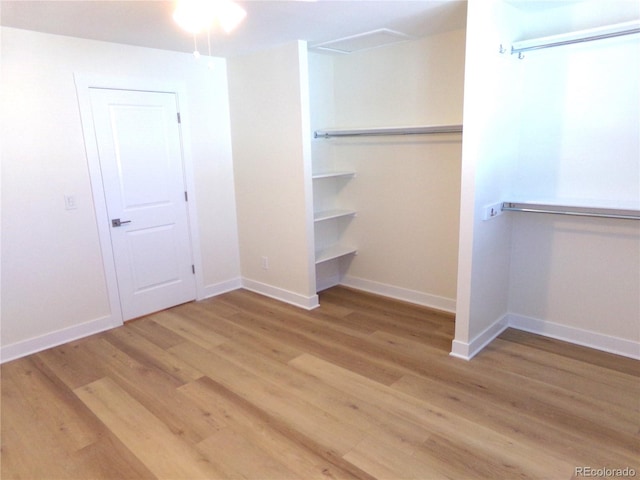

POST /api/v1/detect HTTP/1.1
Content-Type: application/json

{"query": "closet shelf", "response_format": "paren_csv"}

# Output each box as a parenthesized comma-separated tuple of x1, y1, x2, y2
(502, 201, 640, 220)
(314, 209, 356, 222)
(509, 20, 640, 58)
(314, 124, 463, 139)
(315, 245, 357, 264)
(312, 171, 356, 179)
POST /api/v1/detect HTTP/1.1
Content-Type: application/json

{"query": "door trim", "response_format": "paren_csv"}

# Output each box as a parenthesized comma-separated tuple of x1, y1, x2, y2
(75, 73, 205, 326)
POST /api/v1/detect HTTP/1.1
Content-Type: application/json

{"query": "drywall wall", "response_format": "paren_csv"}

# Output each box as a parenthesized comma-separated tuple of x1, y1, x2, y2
(509, 0, 640, 40)
(455, 0, 639, 359)
(227, 41, 318, 309)
(310, 29, 466, 311)
(506, 5, 640, 355)
(331, 29, 465, 127)
(509, 215, 639, 352)
(452, 0, 523, 358)
(1, 27, 240, 358)
(512, 31, 639, 203)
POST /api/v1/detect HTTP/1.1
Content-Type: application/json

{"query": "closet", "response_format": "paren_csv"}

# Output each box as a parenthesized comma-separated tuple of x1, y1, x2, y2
(229, 0, 638, 361)
(307, 30, 466, 310)
(453, 0, 640, 360)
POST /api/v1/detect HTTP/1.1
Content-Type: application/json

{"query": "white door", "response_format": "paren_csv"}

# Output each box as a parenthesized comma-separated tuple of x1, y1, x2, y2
(89, 88, 196, 320)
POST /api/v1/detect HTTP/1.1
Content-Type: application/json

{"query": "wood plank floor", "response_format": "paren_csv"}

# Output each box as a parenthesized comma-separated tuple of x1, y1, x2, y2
(2, 286, 639, 479)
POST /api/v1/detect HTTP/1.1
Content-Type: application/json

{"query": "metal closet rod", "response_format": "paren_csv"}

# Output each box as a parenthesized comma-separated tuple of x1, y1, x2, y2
(511, 21, 640, 56)
(314, 124, 463, 139)
(502, 202, 640, 220)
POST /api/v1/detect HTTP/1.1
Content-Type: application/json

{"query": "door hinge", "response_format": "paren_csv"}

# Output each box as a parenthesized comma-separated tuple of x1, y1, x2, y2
(192, 264, 195, 274)
(177, 112, 181, 123)
(184, 191, 188, 202)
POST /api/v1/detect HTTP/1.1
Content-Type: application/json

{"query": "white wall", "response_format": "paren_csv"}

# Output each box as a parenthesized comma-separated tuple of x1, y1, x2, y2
(227, 41, 318, 309)
(310, 29, 466, 312)
(506, 3, 640, 356)
(455, 0, 640, 359)
(331, 30, 465, 128)
(512, 31, 639, 203)
(452, 0, 522, 358)
(1, 27, 240, 359)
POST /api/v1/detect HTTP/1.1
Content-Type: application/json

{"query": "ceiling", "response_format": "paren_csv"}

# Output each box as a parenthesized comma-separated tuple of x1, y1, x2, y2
(0, 0, 468, 57)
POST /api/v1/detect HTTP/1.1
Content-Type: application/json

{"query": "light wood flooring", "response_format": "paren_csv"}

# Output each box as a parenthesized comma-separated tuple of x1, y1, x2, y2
(2, 286, 639, 479)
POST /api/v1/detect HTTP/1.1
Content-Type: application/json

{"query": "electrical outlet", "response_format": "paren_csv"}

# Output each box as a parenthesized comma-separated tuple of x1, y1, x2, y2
(261, 256, 269, 270)
(483, 202, 503, 220)
(64, 194, 77, 210)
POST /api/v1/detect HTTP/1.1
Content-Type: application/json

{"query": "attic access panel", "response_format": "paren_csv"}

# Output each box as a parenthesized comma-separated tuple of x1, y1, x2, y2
(311, 28, 414, 54)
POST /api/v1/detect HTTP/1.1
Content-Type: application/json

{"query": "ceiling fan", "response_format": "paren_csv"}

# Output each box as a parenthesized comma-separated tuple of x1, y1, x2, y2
(172, 0, 247, 62)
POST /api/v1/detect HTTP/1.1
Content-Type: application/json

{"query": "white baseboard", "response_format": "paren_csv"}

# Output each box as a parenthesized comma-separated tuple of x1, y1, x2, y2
(341, 275, 456, 314)
(508, 313, 640, 360)
(451, 312, 640, 361)
(242, 278, 320, 310)
(450, 314, 509, 361)
(0, 315, 118, 364)
(0, 275, 314, 364)
(199, 277, 243, 300)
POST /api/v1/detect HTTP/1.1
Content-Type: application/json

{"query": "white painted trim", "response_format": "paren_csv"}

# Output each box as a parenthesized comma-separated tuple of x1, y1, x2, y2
(298, 41, 319, 298)
(201, 277, 243, 299)
(242, 278, 320, 310)
(74, 73, 124, 329)
(172, 86, 207, 301)
(508, 313, 640, 360)
(0, 315, 114, 364)
(450, 312, 640, 361)
(341, 275, 456, 314)
(449, 314, 509, 361)
(0, 276, 240, 363)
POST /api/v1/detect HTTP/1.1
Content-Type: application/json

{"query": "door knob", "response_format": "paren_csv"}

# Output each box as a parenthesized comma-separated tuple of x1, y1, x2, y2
(111, 218, 132, 227)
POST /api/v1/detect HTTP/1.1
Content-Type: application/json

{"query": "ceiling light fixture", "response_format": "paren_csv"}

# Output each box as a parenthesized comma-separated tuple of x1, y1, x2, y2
(173, 0, 246, 61)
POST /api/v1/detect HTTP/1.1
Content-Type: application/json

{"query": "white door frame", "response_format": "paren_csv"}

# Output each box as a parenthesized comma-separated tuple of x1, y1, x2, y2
(75, 73, 205, 327)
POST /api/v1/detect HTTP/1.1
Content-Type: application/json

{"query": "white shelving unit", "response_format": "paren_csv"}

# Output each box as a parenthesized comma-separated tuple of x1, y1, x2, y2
(312, 171, 356, 180)
(314, 208, 357, 222)
(315, 244, 358, 264)
(311, 169, 357, 279)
